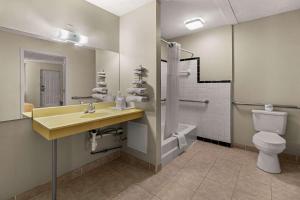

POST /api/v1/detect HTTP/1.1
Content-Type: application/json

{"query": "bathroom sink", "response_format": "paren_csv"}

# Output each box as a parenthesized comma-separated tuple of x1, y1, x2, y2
(80, 112, 109, 119)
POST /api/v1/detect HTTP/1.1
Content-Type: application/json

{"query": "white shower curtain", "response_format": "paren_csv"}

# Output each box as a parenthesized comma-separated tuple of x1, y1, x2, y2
(164, 42, 180, 139)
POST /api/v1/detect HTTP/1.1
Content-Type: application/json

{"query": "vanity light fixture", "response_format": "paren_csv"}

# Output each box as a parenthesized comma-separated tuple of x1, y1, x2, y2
(55, 29, 88, 46)
(184, 17, 205, 30)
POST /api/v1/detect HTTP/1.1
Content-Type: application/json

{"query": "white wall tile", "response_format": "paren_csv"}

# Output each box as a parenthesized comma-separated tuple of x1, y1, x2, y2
(161, 60, 231, 143)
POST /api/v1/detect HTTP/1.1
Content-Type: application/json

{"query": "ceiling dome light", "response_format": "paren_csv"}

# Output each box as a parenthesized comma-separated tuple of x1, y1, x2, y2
(55, 29, 88, 46)
(184, 17, 205, 30)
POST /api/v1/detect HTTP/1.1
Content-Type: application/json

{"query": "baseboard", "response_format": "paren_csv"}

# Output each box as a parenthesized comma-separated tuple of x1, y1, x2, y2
(13, 151, 121, 200)
(197, 136, 231, 147)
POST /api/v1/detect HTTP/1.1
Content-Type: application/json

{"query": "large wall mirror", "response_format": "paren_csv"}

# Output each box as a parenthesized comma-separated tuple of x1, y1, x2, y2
(22, 50, 66, 112)
(0, 28, 120, 122)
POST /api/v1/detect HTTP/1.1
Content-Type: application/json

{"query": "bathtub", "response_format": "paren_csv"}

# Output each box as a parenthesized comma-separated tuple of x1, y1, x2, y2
(161, 123, 196, 166)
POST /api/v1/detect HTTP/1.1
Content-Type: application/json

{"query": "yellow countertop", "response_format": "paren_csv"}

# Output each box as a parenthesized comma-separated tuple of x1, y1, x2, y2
(22, 112, 32, 118)
(32, 103, 144, 140)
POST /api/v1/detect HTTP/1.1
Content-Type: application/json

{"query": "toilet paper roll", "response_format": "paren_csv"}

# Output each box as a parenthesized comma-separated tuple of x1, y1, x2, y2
(265, 104, 273, 112)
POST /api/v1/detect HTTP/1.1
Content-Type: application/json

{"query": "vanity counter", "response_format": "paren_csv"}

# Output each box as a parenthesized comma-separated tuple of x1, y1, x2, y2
(32, 102, 144, 140)
(22, 112, 32, 118)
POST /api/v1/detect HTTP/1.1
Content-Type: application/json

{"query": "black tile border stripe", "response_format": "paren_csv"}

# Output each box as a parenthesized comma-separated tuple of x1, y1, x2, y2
(197, 136, 231, 147)
(198, 80, 231, 83)
(160, 58, 231, 83)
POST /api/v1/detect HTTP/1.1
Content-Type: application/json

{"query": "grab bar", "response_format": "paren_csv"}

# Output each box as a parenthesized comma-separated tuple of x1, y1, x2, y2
(232, 101, 300, 110)
(179, 71, 190, 76)
(161, 98, 209, 104)
(72, 96, 93, 100)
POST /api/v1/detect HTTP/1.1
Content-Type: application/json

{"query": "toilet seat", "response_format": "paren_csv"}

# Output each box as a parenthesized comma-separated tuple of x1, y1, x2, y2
(253, 131, 286, 149)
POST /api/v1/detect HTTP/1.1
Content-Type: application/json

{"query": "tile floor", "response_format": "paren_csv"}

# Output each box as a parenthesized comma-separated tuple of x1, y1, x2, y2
(29, 141, 300, 200)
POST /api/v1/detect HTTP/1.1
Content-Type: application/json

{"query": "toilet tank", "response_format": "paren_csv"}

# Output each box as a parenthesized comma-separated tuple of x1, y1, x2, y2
(252, 110, 288, 135)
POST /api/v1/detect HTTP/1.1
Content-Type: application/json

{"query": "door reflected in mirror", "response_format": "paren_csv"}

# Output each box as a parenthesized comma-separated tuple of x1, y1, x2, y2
(22, 50, 66, 113)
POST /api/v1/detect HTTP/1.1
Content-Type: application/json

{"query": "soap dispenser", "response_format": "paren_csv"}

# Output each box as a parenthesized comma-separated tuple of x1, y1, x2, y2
(115, 91, 126, 110)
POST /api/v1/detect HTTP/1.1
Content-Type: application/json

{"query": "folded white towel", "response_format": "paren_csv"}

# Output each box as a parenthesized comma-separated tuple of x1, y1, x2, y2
(132, 80, 146, 85)
(97, 72, 106, 75)
(127, 87, 146, 95)
(135, 65, 145, 71)
(92, 87, 108, 94)
(134, 71, 142, 75)
(92, 93, 106, 101)
(97, 82, 107, 87)
(126, 95, 148, 102)
(173, 132, 187, 150)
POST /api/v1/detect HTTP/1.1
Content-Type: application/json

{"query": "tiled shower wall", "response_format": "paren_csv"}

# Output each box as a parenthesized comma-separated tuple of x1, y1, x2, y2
(161, 59, 231, 143)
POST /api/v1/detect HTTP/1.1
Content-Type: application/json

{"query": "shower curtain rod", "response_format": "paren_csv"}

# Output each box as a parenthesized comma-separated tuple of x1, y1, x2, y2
(161, 39, 194, 57)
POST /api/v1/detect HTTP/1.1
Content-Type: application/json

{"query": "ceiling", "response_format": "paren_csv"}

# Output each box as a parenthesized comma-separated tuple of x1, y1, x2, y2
(84, 0, 153, 16)
(161, 0, 300, 39)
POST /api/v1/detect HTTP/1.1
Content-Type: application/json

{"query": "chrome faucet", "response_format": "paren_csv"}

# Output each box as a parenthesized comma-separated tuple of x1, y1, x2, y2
(84, 102, 95, 113)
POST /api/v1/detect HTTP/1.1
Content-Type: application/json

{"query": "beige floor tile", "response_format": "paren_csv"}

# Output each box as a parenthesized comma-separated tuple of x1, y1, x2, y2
(275, 162, 300, 181)
(187, 151, 218, 165)
(232, 175, 271, 200)
(77, 187, 108, 200)
(271, 174, 300, 200)
(192, 178, 234, 200)
(97, 175, 128, 198)
(173, 168, 205, 191)
(239, 162, 272, 185)
(26, 142, 300, 200)
(158, 162, 181, 178)
(183, 159, 214, 178)
(112, 163, 153, 185)
(195, 143, 223, 156)
(138, 172, 173, 195)
(150, 196, 161, 200)
(168, 151, 195, 169)
(206, 159, 240, 185)
(213, 158, 242, 171)
(30, 191, 50, 200)
(220, 148, 257, 165)
(157, 181, 195, 200)
(112, 185, 153, 200)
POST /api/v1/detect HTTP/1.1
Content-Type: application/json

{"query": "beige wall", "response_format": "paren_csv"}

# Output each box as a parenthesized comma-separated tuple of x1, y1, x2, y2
(119, 1, 160, 166)
(0, 30, 102, 199)
(170, 25, 233, 81)
(0, 30, 95, 121)
(0, 118, 120, 199)
(233, 10, 300, 155)
(25, 62, 63, 107)
(0, 0, 119, 51)
(96, 49, 120, 96)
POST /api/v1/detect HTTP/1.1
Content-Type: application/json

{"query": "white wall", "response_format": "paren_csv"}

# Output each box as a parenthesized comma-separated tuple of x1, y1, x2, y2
(0, 0, 120, 51)
(119, 1, 160, 166)
(161, 60, 231, 143)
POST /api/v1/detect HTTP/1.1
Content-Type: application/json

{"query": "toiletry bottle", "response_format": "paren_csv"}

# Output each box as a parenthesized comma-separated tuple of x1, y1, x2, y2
(115, 91, 126, 110)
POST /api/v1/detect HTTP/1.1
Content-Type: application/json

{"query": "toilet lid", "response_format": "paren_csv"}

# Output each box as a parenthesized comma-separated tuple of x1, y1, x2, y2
(253, 131, 286, 145)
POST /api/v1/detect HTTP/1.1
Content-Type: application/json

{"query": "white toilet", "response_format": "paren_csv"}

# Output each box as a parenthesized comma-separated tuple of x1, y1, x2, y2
(252, 110, 287, 173)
